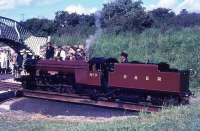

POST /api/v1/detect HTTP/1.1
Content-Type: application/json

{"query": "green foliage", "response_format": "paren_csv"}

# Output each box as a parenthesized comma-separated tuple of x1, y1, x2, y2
(20, 1, 200, 36)
(102, 0, 152, 33)
(54, 11, 95, 37)
(20, 18, 56, 36)
(51, 34, 87, 46)
(149, 8, 175, 28)
(90, 27, 200, 88)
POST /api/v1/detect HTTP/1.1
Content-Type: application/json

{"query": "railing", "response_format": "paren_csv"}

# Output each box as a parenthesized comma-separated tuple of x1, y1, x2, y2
(0, 16, 39, 53)
(0, 16, 32, 43)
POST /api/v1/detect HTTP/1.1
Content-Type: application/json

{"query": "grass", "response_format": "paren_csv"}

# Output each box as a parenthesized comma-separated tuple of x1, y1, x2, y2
(0, 94, 200, 131)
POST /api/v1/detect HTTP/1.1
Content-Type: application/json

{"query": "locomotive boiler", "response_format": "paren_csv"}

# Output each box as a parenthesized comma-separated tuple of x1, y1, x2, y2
(19, 57, 191, 108)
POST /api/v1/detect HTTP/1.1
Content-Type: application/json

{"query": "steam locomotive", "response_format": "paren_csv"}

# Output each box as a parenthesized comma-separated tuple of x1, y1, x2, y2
(19, 58, 191, 106)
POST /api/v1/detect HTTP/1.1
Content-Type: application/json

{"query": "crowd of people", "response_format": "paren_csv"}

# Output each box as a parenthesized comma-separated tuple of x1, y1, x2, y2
(42, 42, 128, 63)
(42, 42, 87, 61)
(0, 43, 87, 77)
(0, 47, 32, 77)
(0, 42, 128, 78)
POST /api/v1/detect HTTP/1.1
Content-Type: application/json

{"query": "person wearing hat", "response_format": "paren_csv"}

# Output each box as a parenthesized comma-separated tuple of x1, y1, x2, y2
(15, 53, 23, 78)
(75, 48, 83, 60)
(6, 50, 12, 74)
(55, 46, 66, 61)
(11, 53, 17, 75)
(67, 47, 76, 60)
(45, 42, 55, 60)
(120, 52, 129, 63)
(68, 47, 76, 54)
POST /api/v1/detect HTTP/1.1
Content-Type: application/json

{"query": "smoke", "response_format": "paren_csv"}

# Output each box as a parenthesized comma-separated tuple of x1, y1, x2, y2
(85, 11, 102, 59)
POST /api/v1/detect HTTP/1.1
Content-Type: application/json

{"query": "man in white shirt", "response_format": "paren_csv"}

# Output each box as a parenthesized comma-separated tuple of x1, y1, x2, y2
(0, 50, 8, 74)
(55, 46, 66, 61)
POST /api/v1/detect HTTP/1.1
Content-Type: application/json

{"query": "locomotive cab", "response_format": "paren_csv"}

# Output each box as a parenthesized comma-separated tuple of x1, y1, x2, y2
(89, 57, 106, 71)
(88, 57, 119, 87)
(88, 57, 108, 90)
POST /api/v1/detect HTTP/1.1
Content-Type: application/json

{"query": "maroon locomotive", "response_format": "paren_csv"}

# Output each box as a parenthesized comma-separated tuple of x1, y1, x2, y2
(20, 57, 190, 106)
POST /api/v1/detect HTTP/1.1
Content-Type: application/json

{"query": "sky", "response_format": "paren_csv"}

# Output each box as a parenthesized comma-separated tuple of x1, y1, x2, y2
(0, 0, 200, 21)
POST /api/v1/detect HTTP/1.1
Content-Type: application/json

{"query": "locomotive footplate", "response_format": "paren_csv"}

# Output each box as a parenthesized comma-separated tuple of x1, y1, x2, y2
(22, 89, 161, 112)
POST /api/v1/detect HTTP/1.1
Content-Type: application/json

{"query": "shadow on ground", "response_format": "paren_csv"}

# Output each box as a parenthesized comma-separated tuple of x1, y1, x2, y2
(9, 98, 136, 117)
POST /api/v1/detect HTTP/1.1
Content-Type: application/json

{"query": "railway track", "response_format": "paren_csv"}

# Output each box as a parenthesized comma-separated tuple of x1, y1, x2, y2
(0, 81, 22, 91)
(0, 81, 161, 112)
(0, 81, 22, 103)
(23, 89, 161, 112)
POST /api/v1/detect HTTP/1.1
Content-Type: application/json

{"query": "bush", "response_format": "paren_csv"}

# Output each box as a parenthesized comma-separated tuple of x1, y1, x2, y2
(51, 34, 87, 46)
(90, 27, 200, 88)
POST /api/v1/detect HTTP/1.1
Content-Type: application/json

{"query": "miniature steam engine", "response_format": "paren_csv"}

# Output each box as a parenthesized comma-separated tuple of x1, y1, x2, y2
(19, 58, 191, 107)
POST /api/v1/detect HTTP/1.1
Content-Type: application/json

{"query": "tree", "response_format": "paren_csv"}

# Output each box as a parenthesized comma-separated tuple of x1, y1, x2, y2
(149, 8, 175, 28)
(54, 11, 95, 36)
(170, 12, 200, 27)
(20, 18, 56, 36)
(102, 0, 153, 33)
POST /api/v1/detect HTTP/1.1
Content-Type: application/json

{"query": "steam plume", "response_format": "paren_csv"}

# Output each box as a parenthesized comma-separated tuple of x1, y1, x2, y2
(85, 11, 102, 59)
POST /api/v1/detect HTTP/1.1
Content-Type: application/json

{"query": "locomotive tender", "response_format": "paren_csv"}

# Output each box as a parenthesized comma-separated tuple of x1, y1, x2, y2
(20, 57, 190, 107)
